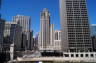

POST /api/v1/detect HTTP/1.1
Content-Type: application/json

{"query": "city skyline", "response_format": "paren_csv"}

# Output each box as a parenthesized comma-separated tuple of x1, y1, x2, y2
(1, 0, 96, 62)
(1, 0, 96, 36)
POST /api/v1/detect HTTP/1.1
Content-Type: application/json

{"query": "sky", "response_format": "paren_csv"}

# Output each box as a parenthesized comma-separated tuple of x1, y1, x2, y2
(1, 0, 96, 36)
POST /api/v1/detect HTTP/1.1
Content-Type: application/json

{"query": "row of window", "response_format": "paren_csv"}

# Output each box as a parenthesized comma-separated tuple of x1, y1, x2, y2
(66, 0, 85, 3)
(67, 24, 88, 26)
(66, 6, 86, 9)
(67, 18, 88, 20)
(64, 54, 95, 58)
(67, 16, 88, 18)
(69, 45, 91, 47)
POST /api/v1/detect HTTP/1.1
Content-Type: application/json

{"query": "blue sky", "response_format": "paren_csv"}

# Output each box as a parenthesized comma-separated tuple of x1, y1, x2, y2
(1, 0, 96, 36)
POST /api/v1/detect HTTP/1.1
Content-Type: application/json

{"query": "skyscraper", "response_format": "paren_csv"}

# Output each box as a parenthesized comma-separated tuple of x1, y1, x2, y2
(50, 24, 54, 50)
(13, 15, 31, 50)
(29, 30, 33, 50)
(40, 8, 50, 51)
(0, 0, 2, 18)
(54, 30, 61, 51)
(4, 22, 22, 51)
(90, 24, 96, 36)
(0, 19, 5, 51)
(60, 0, 92, 52)
(90, 24, 96, 51)
(91, 36, 96, 52)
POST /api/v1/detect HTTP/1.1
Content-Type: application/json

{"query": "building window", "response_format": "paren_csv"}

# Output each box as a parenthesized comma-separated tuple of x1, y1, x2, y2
(90, 54, 94, 57)
(85, 54, 88, 57)
(64, 54, 69, 57)
(76, 54, 79, 57)
(80, 54, 83, 57)
(71, 54, 74, 57)
(55, 32, 58, 40)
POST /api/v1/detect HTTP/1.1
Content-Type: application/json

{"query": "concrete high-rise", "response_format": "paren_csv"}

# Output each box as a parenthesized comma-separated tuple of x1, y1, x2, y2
(90, 24, 96, 51)
(40, 8, 50, 51)
(91, 36, 96, 52)
(60, 0, 92, 52)
(54, 30, 61, 51)
(34, 33, 40, 50)
(50, 24, 54, 50)
(13, 15, 31, 50)
(29, 30, 33, 50)
(4, 22, 22, 51)
(90, 24, 96, 36)
(0, 0, 2, 18)
(0, 19, 5, 51)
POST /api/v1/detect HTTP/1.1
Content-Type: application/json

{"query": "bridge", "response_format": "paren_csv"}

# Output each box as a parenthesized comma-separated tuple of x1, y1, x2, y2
(8, 52, 96, 63)
(8, 57, 96, 63)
